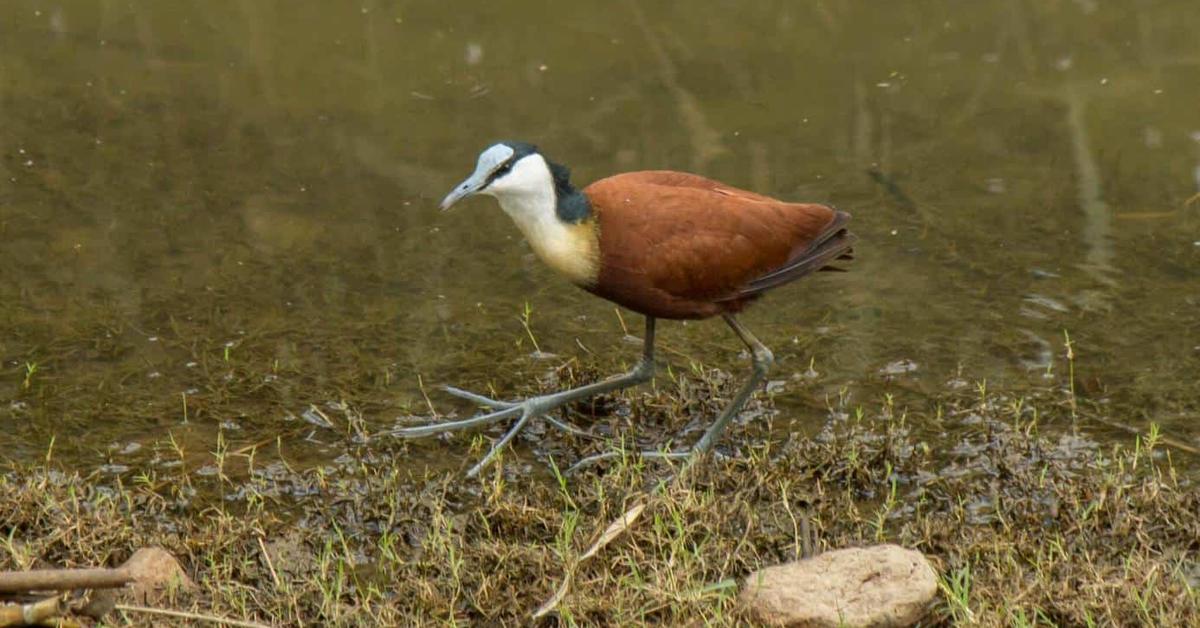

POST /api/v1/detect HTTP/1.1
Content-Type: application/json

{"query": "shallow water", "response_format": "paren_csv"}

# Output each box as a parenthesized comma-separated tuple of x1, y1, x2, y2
(2, 1, 1198, 471)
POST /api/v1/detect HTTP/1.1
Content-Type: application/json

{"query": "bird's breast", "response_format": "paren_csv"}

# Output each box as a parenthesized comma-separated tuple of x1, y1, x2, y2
(521, 219, 601, 287)
(497, 192, 601, 286)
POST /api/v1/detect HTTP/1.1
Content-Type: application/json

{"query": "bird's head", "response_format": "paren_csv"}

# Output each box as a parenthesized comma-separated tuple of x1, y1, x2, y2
(437, 142, 597, 285)
(440, 141, 551, 210)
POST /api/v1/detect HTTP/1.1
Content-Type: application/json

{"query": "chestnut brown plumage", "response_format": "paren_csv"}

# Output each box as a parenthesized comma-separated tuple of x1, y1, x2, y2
(399, 142, 856, 477)
(584, 170, 853, 319)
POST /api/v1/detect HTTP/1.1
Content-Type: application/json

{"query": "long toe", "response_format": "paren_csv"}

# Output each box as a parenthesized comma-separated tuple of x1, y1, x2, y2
(443, 385, 516, 409)
(392, 405, 522, 438)
(542, 415, 600, 439)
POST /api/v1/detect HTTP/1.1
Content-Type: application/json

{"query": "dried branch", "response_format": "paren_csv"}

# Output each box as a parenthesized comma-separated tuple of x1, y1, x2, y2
(0, 569, 132, 594)
(0, 595, 66, 627)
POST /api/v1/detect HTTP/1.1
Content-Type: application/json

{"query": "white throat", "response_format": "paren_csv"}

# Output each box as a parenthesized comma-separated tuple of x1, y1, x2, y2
(485, 156, 598, 285)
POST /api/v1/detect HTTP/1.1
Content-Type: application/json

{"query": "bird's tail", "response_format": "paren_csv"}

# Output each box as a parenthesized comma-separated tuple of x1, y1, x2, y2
(718, 210, 857, 300)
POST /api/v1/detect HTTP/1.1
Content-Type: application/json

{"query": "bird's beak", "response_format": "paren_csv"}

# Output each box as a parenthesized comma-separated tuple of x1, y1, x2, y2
(440, 171, 488, 210)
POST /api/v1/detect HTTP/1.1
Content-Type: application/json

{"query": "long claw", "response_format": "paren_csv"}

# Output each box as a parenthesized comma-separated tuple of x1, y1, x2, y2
(465, 410, 533, 477)
(392, 405, 522, 438)
(443, 385, 516, 409)
(542, 415, 600, 439)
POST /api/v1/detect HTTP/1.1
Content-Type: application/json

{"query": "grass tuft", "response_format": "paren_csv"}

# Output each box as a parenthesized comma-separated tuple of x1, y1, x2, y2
(2, 368, 1198, 625)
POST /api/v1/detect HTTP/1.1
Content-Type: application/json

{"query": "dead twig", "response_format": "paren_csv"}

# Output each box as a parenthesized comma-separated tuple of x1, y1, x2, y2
(0, 569, 132, 593)
(0, 595, 66, 627)
(1085, 415, 1200, 456)
(532, 501, 646, 619)
(114, 604, 273, 628)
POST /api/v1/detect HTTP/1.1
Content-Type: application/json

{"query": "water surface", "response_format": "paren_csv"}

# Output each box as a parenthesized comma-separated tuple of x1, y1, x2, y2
(2, 1, 1198, 470)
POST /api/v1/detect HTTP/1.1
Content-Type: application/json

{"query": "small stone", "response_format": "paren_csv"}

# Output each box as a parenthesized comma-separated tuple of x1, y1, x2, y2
(879, 359, 918, 376)
(77, 589, 117, 620)
(740, 544, 937, 627)
(120, 547, 194, 604)
(264, 531, 316, 581)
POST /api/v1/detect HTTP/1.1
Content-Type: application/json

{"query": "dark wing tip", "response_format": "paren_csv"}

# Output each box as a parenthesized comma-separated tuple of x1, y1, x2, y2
(717, 216, 857, 301)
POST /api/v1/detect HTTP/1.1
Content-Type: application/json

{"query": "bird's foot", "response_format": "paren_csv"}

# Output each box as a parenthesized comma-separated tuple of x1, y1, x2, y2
(395, 354, 654, 476)
(440, 385, 595, 438)
(393, 386, 597, 477)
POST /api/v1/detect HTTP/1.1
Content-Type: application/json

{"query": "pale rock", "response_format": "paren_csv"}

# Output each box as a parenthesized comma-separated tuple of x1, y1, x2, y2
(120, 547, 195, 605)
(740, 544, 937, 627)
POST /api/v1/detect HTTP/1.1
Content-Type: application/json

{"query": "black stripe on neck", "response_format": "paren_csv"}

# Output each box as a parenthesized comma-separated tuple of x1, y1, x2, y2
(548, 160, 591, 224)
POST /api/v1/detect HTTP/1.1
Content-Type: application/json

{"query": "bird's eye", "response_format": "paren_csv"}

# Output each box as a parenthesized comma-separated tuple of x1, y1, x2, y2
(494, 161, 513, 177)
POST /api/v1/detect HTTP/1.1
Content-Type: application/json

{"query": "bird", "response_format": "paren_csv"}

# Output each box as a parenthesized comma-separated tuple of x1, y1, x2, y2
(397, 141, 856, 477)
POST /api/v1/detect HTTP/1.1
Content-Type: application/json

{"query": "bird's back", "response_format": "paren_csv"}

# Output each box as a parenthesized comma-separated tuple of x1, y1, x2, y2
(582, 171, 854, 319)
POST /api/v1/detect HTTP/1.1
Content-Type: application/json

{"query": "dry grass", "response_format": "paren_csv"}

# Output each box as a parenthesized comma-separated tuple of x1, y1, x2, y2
(2, 369, 1198, 626)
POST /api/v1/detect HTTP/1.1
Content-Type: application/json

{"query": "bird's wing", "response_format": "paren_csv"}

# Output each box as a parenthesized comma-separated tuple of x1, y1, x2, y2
(585, 172, 844, 302)
(719, 210, 856, 301)
(611, 171, 781, 203)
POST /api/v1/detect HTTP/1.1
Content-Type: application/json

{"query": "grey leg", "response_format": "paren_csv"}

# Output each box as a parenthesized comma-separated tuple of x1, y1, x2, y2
(690, 314, 774, 454)
(567, 313, 773, 474)
(395, 316, 657, 477)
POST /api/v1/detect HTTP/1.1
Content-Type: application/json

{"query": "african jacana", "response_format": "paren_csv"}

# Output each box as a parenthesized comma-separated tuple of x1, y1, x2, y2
(398, 142, 856, 476)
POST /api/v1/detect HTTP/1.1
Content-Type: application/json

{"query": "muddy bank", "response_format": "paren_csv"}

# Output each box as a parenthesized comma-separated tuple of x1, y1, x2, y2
(3, 373, 1197, 625)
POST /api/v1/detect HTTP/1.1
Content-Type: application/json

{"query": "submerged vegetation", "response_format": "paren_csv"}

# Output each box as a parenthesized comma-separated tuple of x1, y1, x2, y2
(3, 365, 1197, 626)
